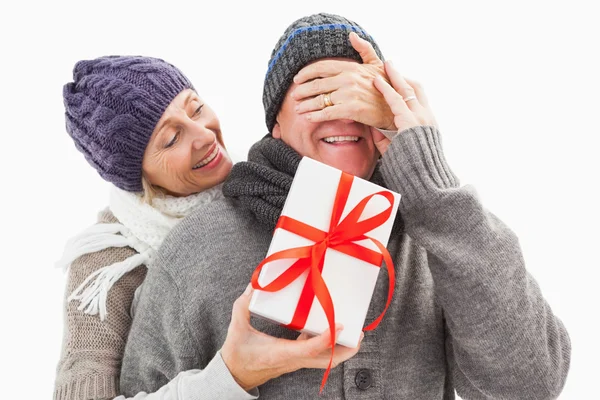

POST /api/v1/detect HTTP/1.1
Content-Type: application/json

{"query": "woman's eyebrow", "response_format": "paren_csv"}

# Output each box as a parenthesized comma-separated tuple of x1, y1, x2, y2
(154, 92, 196, 136)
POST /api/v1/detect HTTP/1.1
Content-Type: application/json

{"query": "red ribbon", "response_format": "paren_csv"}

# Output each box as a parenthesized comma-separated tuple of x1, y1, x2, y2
(251, 172, 396, 393)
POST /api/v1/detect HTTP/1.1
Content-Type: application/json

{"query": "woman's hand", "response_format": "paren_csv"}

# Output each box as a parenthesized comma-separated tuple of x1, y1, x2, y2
(291, 32, 396, 130)
(372, 61, 438, 154)
(220, 284, 363, 391)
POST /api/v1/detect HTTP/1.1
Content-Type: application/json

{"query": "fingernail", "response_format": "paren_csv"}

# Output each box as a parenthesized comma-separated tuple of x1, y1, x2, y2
(293, 76, 299, 84)
(244, 283, 252, 296)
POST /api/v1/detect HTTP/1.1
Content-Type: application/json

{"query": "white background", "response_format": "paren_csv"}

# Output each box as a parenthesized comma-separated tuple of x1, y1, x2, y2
(1, 0, 598, 398)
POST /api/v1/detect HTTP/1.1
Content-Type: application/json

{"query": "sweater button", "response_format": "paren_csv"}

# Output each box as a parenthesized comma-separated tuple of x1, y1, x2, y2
(355, 369, 373, 390)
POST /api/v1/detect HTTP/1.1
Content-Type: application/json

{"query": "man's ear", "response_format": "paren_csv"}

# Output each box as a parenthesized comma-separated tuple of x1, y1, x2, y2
(272, 121, 282, 139)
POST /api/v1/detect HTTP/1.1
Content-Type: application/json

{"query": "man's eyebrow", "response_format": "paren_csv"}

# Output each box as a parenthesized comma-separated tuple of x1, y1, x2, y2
(154, 92, 195, 136)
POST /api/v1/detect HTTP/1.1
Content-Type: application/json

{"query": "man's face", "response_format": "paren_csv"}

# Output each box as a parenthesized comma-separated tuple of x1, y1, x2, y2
(272, 61, 379, 180)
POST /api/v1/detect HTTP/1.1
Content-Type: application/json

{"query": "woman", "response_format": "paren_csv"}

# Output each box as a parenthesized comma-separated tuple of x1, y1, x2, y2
(54, 55, 233, 400)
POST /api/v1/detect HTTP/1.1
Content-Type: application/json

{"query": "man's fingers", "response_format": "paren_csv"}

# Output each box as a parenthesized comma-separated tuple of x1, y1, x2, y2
(293, 60, 356, 84)
(291, 75, 343, 101)
(296, 93, 330, 114)
(302, 344, 361, 369)
(349, 32, 383, 66)
(301, 332, 364, 369)
(296, 332, 312, 341)
(287, 324, 343, 359)
(231, 284, 253, 327)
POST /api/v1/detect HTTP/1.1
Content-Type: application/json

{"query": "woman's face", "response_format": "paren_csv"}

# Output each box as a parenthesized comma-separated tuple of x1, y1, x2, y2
(142, 89, 232, 196)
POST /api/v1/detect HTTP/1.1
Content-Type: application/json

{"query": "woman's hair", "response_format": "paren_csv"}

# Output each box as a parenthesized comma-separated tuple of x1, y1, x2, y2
(141, 174, 168, 205)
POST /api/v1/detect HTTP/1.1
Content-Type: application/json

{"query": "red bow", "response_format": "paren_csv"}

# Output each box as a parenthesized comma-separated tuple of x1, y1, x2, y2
(251, 172, 396, 393)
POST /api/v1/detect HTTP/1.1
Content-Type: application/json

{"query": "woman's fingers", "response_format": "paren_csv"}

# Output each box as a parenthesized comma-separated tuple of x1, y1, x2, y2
(370, 126, 392, 155)
(405, 77, 428, 107)
(387, 64, 437, 128)
(373, 75, 412, 120)
(383, 61, 421, 111)
(374, 63, 421, 133)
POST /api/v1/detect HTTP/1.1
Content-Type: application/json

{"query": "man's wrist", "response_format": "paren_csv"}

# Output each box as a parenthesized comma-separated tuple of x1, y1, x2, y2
(219, 348, 255, 392)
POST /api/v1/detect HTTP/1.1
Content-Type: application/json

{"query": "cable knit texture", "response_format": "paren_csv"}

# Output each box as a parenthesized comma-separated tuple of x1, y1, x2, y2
(63, 56, 194, 192)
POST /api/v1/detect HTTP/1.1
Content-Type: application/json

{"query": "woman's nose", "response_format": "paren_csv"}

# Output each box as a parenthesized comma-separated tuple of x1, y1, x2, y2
(188, 123, 215, 150)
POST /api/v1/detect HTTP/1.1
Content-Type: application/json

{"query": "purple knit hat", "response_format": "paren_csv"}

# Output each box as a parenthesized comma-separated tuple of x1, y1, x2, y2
(63, 56, 194, 192)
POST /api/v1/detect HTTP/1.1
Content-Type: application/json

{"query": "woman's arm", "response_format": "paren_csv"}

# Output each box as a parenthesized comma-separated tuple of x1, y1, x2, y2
(54, 245, 146, 400)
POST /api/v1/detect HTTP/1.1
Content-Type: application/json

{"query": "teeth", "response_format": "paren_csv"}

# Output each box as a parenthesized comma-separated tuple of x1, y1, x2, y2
(323, 136, 360, 143)
(193, 146, 219, 169)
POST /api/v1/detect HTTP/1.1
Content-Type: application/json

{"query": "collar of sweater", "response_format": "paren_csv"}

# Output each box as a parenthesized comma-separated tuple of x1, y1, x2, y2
(109, 183, 224, 252)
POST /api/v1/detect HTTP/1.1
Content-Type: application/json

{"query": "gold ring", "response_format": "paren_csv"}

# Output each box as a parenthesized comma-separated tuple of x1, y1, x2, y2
(403, 95, 417, 102)
(323, 92, 334, 108)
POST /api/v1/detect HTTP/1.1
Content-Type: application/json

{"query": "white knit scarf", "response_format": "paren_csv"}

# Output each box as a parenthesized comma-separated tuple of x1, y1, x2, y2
(56, 184, 224, 320)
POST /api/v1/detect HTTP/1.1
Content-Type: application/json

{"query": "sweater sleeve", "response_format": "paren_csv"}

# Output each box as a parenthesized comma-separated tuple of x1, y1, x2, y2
(54, 246, 146, 400)
(380, 126, 571, 399)
(120, 262, 258, 400)
(114, 353, 256, 400)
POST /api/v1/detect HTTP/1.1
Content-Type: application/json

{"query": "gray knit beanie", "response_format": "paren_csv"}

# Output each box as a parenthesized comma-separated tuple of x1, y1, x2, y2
(63, 56, 194, 192)
(263, 13, 384, 133)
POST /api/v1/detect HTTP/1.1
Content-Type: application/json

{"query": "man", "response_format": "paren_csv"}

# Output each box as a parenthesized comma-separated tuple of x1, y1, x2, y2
(121, 13, 570, 399)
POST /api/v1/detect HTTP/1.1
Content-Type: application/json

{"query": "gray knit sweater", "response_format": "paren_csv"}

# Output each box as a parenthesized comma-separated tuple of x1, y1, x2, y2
(121, 126, 570, 399)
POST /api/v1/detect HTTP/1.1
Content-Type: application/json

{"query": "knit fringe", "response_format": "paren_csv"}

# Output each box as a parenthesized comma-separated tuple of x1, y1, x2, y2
(55, 223, 145, 271)
(56, 222, 152, 321)
(68, 251, 149, 321)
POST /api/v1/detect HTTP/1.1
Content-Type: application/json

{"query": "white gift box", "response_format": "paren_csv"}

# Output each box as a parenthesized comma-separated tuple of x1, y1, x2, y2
(249, 157, 401, 348)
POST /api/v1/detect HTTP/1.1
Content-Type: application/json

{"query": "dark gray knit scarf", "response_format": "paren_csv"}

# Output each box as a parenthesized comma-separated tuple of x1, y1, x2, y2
(223, 135, 403, 235)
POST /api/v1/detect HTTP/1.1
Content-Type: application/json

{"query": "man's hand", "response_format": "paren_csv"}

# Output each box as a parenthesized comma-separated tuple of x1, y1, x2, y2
(220, 284, 363, 391)
(291, 32, 396, 130)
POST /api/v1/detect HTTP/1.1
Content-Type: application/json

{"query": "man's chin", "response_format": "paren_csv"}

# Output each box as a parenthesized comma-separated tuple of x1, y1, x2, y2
(321, 158, 374, 180)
